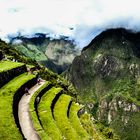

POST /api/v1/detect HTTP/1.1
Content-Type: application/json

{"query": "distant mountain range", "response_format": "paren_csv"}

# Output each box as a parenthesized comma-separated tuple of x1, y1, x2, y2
(10, 34, 80, 74)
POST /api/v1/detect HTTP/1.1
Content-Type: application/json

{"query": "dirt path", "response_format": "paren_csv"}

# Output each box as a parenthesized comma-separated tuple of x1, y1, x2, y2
(18, 81, 45, 140)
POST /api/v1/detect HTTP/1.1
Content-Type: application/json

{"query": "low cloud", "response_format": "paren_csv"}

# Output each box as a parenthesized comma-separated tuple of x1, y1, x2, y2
(0, 0, 140, 47)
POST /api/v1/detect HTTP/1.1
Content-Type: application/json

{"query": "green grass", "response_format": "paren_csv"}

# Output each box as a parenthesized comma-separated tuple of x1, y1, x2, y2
(14, 44, 48, 61)
(38, 87, 63, 140)
(29, 81, 51, 140)
(80, 113, 101, 140)
(53, 94, 80, 140)
(30, 81, 50, 112)
(0, 73, 35, 140)
(30, 110, 51, 140)
(69, 102, 91, 139)
(0, 60, 24, 72)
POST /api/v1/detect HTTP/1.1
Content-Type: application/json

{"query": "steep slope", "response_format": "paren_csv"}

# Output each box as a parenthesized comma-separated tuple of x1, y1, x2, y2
(11, 34, 80, 73)
(0, 39, 119, 140)
(66, 28, 140, 139)
(0, 39, 39, 67)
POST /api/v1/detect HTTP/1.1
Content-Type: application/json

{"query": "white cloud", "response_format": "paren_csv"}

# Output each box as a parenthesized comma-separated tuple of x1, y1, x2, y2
(0, 0, 140, 47)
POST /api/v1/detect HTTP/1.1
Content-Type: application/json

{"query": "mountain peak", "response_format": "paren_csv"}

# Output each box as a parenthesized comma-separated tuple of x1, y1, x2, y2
(82, 28, 140, 52)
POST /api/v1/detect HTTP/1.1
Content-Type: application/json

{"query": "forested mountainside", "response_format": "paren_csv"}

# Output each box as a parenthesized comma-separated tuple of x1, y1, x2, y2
(65, 28, 140, 140)
(10, 34, 80, 74)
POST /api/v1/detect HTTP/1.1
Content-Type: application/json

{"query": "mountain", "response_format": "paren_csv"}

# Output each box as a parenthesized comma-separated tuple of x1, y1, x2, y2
(10, 34, 80, 74)
(0, 39, 119, 140)
(65, 28, 140, 139)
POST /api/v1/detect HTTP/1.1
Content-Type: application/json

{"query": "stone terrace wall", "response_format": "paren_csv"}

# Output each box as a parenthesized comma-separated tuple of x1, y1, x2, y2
(0, 51, 3, 60)
(0, 65, 27, 88)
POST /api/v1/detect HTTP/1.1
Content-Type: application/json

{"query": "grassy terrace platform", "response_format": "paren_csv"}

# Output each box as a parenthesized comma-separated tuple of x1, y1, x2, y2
(69, 102, 91, 140)
(38, 87, 63, 140)
(30, 82, 51, 140)
(0, 73, 35, 140)
(53, 94, 80, 140)
(0, 61, 24, 72)
(80, 113, 101, 140)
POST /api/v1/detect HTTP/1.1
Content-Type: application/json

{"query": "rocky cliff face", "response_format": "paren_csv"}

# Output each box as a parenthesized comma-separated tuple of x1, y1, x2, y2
(11, 35, 80, 74)
(97, 95, 140, 139)
(66, 28, 140, 139)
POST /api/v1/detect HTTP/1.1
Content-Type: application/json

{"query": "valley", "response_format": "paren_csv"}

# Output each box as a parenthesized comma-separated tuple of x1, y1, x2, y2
(2, 28, 140, 139)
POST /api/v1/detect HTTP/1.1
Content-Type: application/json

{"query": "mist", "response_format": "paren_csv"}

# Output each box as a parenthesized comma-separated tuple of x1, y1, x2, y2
(0, 0, 140, 48)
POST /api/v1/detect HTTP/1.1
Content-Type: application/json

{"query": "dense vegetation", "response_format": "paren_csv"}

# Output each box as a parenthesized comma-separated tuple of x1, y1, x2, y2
(66, 28, 140, 139)
(0, 39, 39, 66)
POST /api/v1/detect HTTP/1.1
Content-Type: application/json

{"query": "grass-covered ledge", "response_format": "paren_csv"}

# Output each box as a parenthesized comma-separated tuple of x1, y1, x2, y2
(69, 102, 91, 139)
(30, 82, 50, 111)
(29, 82, 51, 140)
(53, 94, 80, 140)
(38, 87, 63, 140)
(0, 61, 27, 88)
(0, 73, 35, 140)
(0, 61, 24, 72)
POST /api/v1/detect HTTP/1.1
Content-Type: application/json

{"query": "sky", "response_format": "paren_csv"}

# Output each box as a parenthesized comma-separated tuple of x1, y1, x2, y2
(0, 0, 140, 47)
